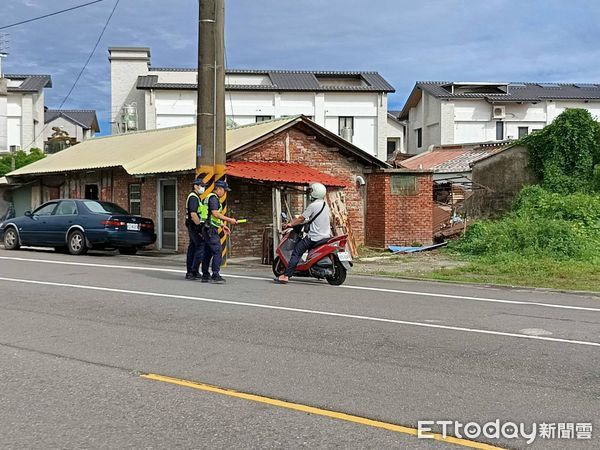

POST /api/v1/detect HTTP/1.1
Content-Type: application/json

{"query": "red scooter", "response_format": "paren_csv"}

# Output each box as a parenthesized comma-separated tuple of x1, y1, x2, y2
(272, 226, 353, 286)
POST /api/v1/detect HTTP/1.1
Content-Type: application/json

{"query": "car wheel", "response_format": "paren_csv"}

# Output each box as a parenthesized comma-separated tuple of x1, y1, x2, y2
(67, 230, 88, 255)
(118, 247, 138, 255)
(3, 227, 20, 250)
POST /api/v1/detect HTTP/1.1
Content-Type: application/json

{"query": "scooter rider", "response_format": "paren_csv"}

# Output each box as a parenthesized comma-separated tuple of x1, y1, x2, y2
(185, 178, 208, 280)
(201, 180, 237, 284)
(277, 182, 331, 284)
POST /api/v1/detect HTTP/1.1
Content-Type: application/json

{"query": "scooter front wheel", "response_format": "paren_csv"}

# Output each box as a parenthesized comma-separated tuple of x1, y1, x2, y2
(326, 258, 347, 286)
(272, 256, 286, 277)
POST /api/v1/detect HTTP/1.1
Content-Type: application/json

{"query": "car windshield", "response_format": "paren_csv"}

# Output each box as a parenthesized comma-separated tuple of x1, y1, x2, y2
(83, 201, 129, 215)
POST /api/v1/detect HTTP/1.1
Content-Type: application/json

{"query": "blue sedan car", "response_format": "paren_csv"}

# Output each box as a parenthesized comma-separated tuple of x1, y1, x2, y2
(0, 199, 156, 255)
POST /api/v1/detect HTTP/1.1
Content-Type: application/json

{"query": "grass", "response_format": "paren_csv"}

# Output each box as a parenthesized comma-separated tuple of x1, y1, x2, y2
(369, 252, 600, 292)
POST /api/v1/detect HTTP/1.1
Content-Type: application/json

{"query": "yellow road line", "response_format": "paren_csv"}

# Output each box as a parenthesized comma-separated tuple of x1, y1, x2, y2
(141, 373, 504, 449)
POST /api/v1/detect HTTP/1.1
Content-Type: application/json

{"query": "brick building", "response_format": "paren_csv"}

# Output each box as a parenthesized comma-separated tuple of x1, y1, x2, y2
(8, 116, 438, 257)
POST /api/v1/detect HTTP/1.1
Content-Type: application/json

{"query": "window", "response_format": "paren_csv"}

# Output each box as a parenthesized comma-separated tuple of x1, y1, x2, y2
(55, 201, 77, 216)
(338, 117, 354, 142)
(496, 121, 504, 140)
(33, 202, 57, 216)
(391, 175, 418, 195)
(416, 128, 423, 148)
(129, 184, 141, 215)
(387, 140, 397, 160)
(518, 127, 529, 139)
(255, 115, 273, 122)
(82, 201, 129, 215)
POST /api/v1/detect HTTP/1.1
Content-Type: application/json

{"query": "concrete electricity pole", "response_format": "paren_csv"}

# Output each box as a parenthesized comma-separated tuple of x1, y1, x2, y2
(196, 0, 228, 258)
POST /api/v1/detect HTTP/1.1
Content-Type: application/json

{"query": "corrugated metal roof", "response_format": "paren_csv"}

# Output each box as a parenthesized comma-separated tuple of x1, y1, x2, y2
(45, 109, 100, 131)
(5, 74, 52, 92)
(137, 69, 394, 93)
(400, 142, 509, 173)
(8, 116, 386, 177)
(226, 162, 348, 187)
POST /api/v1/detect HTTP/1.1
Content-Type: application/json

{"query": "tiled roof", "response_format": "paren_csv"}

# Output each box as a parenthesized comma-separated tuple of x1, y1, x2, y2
(399, 81, 600, 119)
(45, 109, 100, 132)
(400, 142, 510, 173)
(226, 162, 348, 187)
(137, 69, 394, 93)
(417, 81, 600, 101)
(5, 74, 52, 92)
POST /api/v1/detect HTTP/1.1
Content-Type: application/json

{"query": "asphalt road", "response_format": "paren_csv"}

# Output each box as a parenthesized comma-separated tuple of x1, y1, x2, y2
(0, 248, 598, 449)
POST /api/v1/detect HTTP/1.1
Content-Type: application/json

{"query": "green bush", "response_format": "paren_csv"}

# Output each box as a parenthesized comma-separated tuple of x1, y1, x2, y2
(0, 148, 46, 177)
(451, 215, 594, 260)
(523, 108, 600, 193)
(452, 186, 600, 261)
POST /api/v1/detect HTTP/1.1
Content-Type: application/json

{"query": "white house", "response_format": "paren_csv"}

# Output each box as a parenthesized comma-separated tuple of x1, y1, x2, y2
(398, 81, 600, 154)
(109, 47, 403, 162)
(42, 109, 100, 144)
(0, 73, 52, 154)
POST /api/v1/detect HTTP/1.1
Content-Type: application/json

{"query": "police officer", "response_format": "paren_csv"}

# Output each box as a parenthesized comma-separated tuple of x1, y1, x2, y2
(185, 178, 208, 280)
(201, 180, 237, 283)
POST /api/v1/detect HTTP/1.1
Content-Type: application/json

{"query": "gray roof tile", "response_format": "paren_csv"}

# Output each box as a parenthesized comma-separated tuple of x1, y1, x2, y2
(5, 74, 52, 92)
(45, 109, 100, 132)
(417, 81, 600, 101)
(138, 69, 394, 93)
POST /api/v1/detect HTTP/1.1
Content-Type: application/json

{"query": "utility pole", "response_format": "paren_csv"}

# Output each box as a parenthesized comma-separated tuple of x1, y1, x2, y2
(196, 0, 228, 257)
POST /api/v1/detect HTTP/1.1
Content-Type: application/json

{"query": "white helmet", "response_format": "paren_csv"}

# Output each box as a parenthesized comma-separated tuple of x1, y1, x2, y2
(309, 182, 326, 200)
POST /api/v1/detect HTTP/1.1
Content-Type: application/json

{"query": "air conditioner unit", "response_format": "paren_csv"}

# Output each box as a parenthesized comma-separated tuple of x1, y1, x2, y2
(492, 105, 506, 119)
(9, 145, 20, 152)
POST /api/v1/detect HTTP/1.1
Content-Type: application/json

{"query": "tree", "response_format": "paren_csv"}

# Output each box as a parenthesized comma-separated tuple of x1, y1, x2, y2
(0, 148, 46, 177)
(523, 108, 600, 193)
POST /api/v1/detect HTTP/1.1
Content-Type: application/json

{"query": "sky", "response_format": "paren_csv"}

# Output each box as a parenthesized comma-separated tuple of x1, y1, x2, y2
(3, 0, 600, 136)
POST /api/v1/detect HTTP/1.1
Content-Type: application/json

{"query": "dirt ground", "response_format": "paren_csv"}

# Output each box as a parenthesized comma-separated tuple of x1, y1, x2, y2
(353, 250, 467, 277)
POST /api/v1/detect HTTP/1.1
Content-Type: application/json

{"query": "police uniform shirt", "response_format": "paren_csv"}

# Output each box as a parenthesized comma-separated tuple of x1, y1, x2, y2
(187, 194, 200, 222)
(207, 195, 220, 225)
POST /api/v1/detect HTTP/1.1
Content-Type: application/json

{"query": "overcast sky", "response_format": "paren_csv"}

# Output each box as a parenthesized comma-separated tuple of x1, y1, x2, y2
(3, 0, 600, 135)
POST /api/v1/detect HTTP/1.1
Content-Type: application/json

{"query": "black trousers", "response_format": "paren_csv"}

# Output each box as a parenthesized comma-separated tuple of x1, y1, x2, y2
(186, 224, 204, 275)
(202, 226, 223, 277)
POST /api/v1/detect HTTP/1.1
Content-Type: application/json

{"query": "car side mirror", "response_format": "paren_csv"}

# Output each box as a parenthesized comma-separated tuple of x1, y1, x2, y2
(24, 210, 32, 217)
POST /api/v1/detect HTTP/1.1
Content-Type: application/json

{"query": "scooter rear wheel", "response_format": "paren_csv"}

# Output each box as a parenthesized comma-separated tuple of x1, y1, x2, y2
(326, 258, 347, 286)
(272, 256, 286, 277)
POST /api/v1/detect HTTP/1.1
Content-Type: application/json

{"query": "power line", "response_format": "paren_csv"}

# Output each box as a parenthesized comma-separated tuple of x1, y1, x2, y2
(18, 0, 119, 151)
(59, 0, 120, 108)
(0, 0, 105, 30)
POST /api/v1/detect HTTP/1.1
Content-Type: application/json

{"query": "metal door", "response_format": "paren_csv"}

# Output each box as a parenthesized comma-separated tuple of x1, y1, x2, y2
(158, 180, 177, 250)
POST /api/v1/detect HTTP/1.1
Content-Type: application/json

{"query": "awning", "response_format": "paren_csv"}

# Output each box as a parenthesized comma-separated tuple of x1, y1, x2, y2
(226, 162, 349, 187)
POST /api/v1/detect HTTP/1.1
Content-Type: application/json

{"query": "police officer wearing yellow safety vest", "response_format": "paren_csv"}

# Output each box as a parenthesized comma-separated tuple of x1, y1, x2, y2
(201, 180, 237, 283)
(185, 178, 208, 280)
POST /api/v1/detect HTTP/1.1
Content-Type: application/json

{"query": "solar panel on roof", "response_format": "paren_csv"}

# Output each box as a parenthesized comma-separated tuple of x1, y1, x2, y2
(537, 83, 561, 88)
(574, 83, 598, 89)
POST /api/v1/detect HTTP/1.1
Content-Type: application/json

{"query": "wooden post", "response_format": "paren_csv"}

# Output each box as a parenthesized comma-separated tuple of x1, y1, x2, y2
(272, 187, 282, 254)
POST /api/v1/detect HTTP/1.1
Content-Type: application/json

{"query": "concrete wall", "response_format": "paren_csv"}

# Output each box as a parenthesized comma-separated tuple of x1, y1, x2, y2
(109, 48, 150, 134)
(467, 145, 539, 218)
(0, 78, 6, 153)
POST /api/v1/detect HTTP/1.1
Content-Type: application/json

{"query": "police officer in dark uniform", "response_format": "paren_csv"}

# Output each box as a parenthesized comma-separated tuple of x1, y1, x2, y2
(201, 180, 237, 283)
(185, 178, 207, 280)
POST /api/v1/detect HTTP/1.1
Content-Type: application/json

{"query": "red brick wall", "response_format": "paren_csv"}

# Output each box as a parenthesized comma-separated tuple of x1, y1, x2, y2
(230, 129, 368, 247)
(366, 172, 433, 248)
